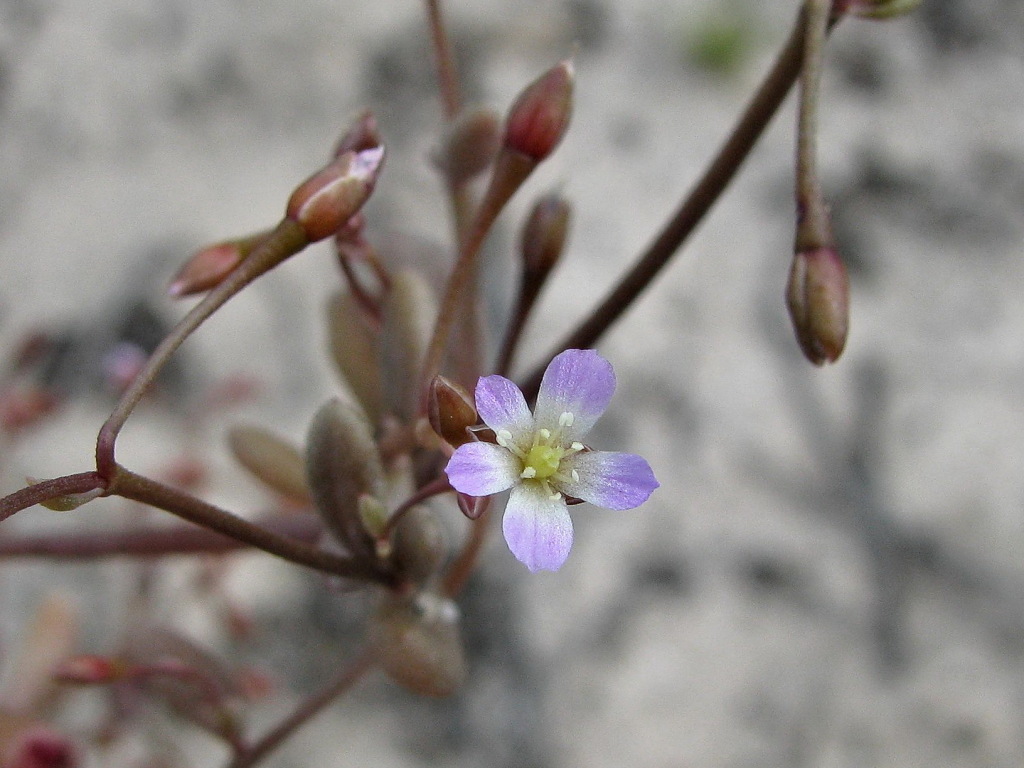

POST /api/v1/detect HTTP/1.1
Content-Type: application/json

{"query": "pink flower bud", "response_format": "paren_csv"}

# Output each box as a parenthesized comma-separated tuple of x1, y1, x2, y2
(427, 375, 478, 449)
(167, 230, 271, 297)
(785, 246, 850, 365)
(286, 146, 385, 242)
(53, 654, 122, 684)
(331, 110, 382, 158)
(504, 60, 574, 161)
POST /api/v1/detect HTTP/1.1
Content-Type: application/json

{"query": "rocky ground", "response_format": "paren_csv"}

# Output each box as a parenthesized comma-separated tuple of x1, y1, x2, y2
(2, 0, 1024, 766)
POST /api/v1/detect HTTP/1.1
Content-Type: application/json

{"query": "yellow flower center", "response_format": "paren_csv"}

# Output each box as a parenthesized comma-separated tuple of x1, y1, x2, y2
(524, 444, 562, 480)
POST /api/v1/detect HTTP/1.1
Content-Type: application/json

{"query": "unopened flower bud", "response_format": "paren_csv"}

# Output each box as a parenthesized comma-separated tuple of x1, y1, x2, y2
(841, 0, 921, 18)
(427, 375, 477, 449)
(786, 246, 850, 365)
(332, 110, 382, 158)
(504, 60, 574, 161)
(433, 107, 501, 186)
(4, 726, 80, 768)
(305, 398, 386, 561)
(370, 592, 466, 697)
(167, 230, 272, 298)
(521, 194, 571, 280)
(286, 146, 385, 242)
(227, 425, 310, 504)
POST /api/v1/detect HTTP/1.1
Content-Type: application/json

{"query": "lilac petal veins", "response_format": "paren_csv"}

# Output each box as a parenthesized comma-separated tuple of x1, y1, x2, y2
(561, 451, 659, 510)
(474, 374, 534, 439)
(502, 484, 574, 572)
(445, 442, 520, 497)
(534, 349, 615, 438)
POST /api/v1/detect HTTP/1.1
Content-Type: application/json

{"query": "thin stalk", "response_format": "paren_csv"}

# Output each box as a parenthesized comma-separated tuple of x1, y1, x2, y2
(96, 220, 308, 479)
(226, 648, 375, 768)
(519, 6, 841, 400)
(109, 467, 392, 584)
(441, 497, 491, 597)
(0, 472, 105, 523)
(795, 0, 833, 248)
(424, 0, 462, 120)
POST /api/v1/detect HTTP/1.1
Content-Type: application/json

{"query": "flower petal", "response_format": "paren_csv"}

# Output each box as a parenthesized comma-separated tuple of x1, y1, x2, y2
(534, 349, 615, 439)
(559, 451, 659, 510)
(474, 375, 534, 442)
(445, 442, 519, 496)
(502, 483, 574, 572)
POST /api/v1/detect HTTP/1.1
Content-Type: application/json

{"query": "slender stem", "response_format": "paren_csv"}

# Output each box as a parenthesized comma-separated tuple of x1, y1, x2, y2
(96, 220, 308, 479)
(519, 6, 840, 400)
(226, 648, 375, 768)
(379, 475, 452, 542)
(441, 497, 491, 597)
(0, 515, 324, 560)
(109, 467, 392, 584)
(0, 472, 106, 523)
(795, 0, 833, 248)
(494, 279, 541, 377)
(424, 0, 462, 120)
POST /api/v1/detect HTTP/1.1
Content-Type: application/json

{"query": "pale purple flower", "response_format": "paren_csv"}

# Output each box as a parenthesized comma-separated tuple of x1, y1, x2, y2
(444, 349, 659, 572)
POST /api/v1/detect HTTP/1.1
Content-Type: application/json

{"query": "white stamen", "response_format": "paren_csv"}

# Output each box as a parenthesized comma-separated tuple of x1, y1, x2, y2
(538, 428, 551, 440)
(559, 411, 575, 427)
(496, 429, 513, 447)
(548, 491, 561, 501)
(521, 467, 537, 479)
(571, 441, 584, 451)
(571, 469, 580, 483)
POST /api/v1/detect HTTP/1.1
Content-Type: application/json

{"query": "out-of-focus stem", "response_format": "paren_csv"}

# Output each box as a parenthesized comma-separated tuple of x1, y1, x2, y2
(520, 6, 841, 400)
(424, 0, 461, 120)
(227, 648, 376, 768)
(441, 497, 491, 597)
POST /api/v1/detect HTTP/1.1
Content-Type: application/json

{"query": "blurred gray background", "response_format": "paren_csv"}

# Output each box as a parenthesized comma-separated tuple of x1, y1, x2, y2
(2, 0, 1024, 766)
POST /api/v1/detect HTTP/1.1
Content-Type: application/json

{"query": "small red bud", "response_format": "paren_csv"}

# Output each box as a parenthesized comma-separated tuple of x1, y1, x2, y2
(167, 230, 271, 298)
(427, 375, 478, 449)
(286, 146, 385, 242)
(4, 727, 80, 768)
(521, 194, 571, 279)
(504, 60, 574, 161)
(785, 246, 850, 365)
(53, 655, 122, 685)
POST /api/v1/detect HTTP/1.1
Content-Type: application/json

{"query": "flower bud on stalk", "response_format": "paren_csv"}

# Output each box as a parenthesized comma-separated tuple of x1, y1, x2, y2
(785, 244, 849, 365)
(331, 110, 382, 158)
(521, 193, 571, 287)
(167, 229, 272, 298)
(286, 146, 386, 243)
(433, 107, 501, 187)
(427, 375, 478, 449)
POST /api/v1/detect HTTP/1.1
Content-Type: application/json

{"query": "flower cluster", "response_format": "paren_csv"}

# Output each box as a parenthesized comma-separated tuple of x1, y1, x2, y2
(445, 349, 659, 572)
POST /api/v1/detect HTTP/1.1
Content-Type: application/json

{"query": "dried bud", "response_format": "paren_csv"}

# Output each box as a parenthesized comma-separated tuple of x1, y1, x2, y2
(521, 193, 571, 280)
(841, 0, 921, 18)
(286, 146, 385, 242)
(332, 110, 382, 158)
(433, 107, 502, 186)
(390, 506, 445, 584)
(786, 246, 850, 365)
(167, 230, 272, 297)
(380, 270, 437, 422)
(305, 398, 386, 560)
(427, 375, 477, 448)
(326, 291, 383, 425)
(227, 425, 310, 504)
(504, 59, 574, 161)
(370, 592, 466, 697)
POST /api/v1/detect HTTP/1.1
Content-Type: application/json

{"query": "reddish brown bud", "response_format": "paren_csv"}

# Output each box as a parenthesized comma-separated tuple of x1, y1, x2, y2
(3, 727, 80, 768)
(433, 107, 501, 186)
(504, 60, 574, 161)
(521, 193, 571, 279)
(53, 655, 122, 685)
(786, 246, 850, 365)
(286, 146, 385, 242)
(0, 387, 58, 433)
(167, 230, 272, 298)
(427, 375, 477, 449)
(332, 110, 382, 158)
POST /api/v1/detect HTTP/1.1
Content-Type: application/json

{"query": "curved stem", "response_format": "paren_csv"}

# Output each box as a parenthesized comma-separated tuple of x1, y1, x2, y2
(96, 220, 308, 479)
(109, 467, 392, 584)
(227, 647, 375, 768)
(441, 497, 491, 597)
(519, 6, 840, 400)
